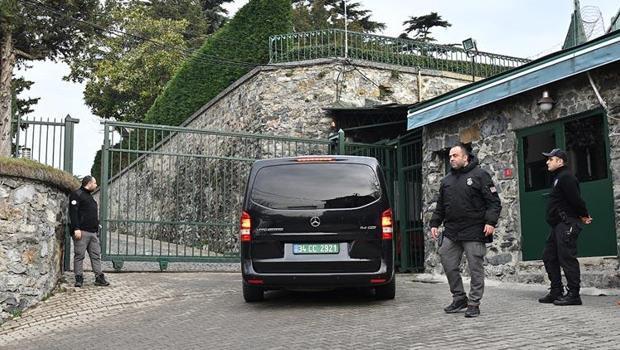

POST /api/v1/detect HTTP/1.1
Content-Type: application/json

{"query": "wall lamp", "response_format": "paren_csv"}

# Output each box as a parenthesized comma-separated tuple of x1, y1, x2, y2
(537, 90, 555, 112)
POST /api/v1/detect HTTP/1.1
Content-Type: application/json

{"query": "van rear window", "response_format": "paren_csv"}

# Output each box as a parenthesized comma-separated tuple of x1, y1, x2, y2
(251, 163, 381, 209)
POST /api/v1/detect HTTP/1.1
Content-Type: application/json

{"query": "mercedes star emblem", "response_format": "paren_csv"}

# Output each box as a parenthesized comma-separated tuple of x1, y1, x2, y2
(310, 216, 321, 228)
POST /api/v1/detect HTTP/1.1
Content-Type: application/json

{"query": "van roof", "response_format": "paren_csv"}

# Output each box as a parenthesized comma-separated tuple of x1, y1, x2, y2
(252, 155, 380, 167)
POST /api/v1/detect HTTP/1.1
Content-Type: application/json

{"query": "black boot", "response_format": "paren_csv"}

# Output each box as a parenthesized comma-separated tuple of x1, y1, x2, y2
(538, 287, 564, 304)
(464, 305, 480, 318)
(443, 298, 468, 313)
(74, 275, 83, 288)
(94, 274, 110, 286)
(553, 290, 582, 306)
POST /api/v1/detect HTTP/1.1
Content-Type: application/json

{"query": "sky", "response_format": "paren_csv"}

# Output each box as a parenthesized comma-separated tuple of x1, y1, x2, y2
(17, 0, 620, 177)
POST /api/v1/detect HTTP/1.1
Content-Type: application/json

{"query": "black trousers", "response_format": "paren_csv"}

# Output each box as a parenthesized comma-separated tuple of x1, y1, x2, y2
(542, 219, 582, 292)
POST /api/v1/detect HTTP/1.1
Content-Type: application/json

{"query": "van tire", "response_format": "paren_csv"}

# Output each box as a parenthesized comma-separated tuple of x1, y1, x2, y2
(374, 277, 395, 300)
(243, 283, 264, 302)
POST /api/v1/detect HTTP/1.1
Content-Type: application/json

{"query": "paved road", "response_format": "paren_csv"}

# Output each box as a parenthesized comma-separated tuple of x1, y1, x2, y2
(1, 273, 619, 350)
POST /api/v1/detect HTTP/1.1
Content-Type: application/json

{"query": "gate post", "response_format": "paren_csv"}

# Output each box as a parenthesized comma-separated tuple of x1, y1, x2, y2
(62, 115, 80, 174)
(62, 115, 79, 271)
(338, 129, 345, 154)
(100, 124, 110, 259)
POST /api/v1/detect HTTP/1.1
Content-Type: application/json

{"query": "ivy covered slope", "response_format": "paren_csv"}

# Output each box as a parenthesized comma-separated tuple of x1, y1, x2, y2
(144, 0, 293, 126)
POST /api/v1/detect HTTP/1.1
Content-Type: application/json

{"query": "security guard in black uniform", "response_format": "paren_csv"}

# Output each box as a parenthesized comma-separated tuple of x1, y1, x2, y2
(69, 175, 110, 287)
(430, 144, 502, 318)
(539, 149, 591, 306)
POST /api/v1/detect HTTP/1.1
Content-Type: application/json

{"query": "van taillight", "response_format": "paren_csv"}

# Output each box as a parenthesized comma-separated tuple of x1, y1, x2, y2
(240, 211, 251, 242)
(381, 208, 393, 240)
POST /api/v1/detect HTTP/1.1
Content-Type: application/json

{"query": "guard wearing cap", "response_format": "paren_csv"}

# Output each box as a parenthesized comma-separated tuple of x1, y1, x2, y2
(538, 148, 591, 306)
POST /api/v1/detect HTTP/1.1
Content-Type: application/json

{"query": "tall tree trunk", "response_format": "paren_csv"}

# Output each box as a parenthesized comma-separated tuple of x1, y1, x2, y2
(0, 22, 15, 158)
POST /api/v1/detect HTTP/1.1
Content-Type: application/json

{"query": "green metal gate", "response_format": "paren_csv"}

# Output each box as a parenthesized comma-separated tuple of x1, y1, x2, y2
(99, 121, 333, 270)
(393, 133, 424, 272)
(98, 122, 424, 272)
(340, 130, 424, 272)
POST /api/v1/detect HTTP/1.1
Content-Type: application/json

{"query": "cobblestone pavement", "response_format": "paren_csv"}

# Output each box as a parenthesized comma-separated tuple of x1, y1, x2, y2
(1, 273, 619, 350)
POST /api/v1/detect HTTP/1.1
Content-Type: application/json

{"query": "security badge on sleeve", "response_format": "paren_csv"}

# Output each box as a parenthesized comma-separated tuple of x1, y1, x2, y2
(467, 177, 498, 193)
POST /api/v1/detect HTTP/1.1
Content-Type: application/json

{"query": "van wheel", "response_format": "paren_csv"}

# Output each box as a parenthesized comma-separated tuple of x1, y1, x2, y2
(374, 277, 395, 300)
(243, 283, 264, 302)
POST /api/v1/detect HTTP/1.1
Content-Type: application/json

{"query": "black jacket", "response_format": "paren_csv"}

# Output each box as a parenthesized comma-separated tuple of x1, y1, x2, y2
(545, 166, 589, 226)
(430, 157, 502, 242)
(69, 187, 99, 233)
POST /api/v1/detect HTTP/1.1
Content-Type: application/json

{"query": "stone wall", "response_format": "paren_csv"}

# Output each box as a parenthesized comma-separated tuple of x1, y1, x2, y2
(422, 62, 620, 288)
(0, 163, 77, 324)
(183, 59, 473, 136)
(99, 59, 474, 256)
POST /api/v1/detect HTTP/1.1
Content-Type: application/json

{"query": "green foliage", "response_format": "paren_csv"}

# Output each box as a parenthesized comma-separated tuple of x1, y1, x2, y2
(10, 309, 22, 319)
(198, 0, 234, 35)
(400, 12, 451, 42)
(12, 77, 39, 119)
(93, 0, 292, 180)
(1, 0, 104, 155)
(144, 0, 293, 126)
(4, 0, 103, 61)
(292, 0, 385, 33)
(69, 0, 231, 123)
(90, 148, 102, 181)
(78, 3, 190, 122)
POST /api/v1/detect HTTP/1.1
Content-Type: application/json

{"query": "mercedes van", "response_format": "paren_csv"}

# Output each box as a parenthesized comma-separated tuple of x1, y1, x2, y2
(240, 156, 395, 302)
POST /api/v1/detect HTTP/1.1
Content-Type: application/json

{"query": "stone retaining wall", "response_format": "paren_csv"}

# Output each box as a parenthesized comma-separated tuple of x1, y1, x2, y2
(0, 161, 77, 324)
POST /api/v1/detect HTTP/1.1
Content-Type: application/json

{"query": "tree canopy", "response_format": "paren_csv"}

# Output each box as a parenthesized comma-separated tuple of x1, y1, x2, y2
(400, 12, 451, 42)
(0, 0, 104, 156)
(68, 0, 232, 124)
(292, 0, 385, 33)
(90, 0, 293, 179)
(144, 0, 292, 126)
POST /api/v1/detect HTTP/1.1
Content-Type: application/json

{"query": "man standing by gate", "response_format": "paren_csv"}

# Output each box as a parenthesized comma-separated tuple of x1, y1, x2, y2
(538, 148, 591, 306)
(69, 175, 110, 287)
(430, 144, 502, 318)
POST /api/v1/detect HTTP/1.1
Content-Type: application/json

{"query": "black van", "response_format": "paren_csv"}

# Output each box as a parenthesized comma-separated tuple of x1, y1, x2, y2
(240, 155, 395, 302)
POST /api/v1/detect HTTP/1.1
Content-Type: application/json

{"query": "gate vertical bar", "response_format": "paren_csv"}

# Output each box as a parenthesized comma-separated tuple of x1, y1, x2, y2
(100, 123, 110, 258)
(397, 140, 411, 271)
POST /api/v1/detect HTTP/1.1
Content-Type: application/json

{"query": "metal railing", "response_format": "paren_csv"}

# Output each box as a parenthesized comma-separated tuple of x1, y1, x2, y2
(12, 115, 79, 173)
(269, 29, 530, 78)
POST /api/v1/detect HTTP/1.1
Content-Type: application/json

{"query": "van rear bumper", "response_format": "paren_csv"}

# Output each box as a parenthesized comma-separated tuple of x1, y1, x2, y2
(241, 259, 394, 289)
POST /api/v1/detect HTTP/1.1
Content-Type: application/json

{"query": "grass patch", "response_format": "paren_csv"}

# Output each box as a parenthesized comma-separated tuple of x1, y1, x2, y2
(0, 157, 79, 193)
(10, 309, 22, 319)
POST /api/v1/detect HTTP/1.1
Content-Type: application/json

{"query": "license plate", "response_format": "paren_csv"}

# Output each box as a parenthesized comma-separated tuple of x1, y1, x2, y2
(293, 243, 339, 254)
